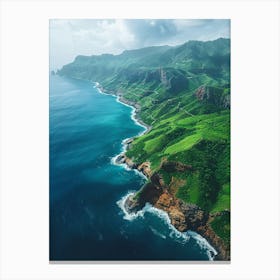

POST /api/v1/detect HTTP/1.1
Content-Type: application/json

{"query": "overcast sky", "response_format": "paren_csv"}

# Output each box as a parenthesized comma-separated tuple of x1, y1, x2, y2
(50, 19, 230, 70)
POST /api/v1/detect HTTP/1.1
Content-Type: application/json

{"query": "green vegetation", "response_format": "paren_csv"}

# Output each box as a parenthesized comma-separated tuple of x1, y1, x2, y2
(176, 172, 200, 204)
(59, 38, 230, 245)
(211, 183, 230, 213)
(165, 134, 202, 154)
(210, 212, 230, 246)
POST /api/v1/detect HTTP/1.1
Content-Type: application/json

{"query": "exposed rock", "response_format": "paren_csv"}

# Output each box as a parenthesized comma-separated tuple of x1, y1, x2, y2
(196, 224, 230, 261)
(124, 181, 164, 213)
(124, 193, 143, 213)
(194, 85, 230, 109)
(115, 153, 137, 169)
(124, 173, 166, 213)
(123, 166, 230, 260)
(123, 138, 134, 145)
(195, 86, 207, 100)
(169, 206, 187, 231)
(125, 158, 137, 169)
(155, 192, 174, 210)
(137, 162, 152, 177)
(179, 201, 208, 229)
(123, 138, 134, 150)
(115, 154, 126, 164)
(109, 83, 230, 260)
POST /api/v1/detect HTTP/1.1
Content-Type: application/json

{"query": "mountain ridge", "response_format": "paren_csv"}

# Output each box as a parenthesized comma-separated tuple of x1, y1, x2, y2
(58, 37, 231, 260)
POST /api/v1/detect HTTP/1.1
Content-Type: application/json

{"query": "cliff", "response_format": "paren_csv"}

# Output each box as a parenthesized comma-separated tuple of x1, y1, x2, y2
(116, 155, 230, 261)
(59, 38, 231, 261)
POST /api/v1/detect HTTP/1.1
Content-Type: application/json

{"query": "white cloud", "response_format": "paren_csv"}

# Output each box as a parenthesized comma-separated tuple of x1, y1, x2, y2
(69, 19, 136, 53)
(50, 19, 229, 70)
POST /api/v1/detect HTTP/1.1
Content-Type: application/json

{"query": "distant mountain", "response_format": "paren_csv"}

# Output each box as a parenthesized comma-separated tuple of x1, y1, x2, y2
(58, 38, 231, 260)
(59, 38, 229, 86)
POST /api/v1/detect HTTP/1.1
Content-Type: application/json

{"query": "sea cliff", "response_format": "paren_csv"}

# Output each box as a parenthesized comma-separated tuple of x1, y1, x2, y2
(97, 83, 230, 261)
(59, 39, 230, 261)
(116, 154, 230, 261)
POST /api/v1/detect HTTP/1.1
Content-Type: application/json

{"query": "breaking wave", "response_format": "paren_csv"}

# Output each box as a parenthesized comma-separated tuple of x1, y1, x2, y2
(95, 81, 217, 261)
(117, 192, 217, 260)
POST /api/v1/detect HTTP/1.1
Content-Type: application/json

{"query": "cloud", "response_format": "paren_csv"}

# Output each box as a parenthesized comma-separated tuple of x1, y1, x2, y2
(125, 19, 178, 44)
(70, 19, 135, 54)
(50, 19, 230, 70)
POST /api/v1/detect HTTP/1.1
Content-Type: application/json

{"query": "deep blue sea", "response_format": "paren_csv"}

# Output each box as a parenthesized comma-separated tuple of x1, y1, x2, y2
(49, 75, 216, 261)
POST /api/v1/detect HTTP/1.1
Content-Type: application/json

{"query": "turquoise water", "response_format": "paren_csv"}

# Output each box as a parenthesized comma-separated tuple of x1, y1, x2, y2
(49, 75, 215, 260)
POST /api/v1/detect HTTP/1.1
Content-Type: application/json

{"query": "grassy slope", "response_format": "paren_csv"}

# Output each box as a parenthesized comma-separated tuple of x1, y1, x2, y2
(126, 105, 230, 213)
(59, 38, 231, 244)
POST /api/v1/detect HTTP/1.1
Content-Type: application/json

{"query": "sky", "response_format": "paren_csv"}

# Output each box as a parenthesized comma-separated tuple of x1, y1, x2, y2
(50, 19, 230, 70)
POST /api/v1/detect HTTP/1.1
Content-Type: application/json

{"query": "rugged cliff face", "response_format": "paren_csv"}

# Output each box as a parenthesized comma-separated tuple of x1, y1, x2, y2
(195, 86, 230, 110)
(59, 38, 231, 261)
(116, 155, 230, 261)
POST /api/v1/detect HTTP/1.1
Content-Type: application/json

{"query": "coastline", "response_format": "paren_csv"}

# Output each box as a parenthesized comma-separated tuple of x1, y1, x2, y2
(93, 81, 228, 261)
(94, 82, 152, 176)
(94, 82, 151, 135)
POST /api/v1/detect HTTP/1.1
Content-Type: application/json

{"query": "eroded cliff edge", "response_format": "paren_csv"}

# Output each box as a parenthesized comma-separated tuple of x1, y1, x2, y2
(58, 38, 231, 261)
(116, 154, 230, 261)
(98, 81, 230, 261)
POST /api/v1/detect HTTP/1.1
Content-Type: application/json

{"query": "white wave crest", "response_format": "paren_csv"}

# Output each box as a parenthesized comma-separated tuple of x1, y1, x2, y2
(115, 96, 147, 135)
(110, 155, 131, 171)
(144, 206, 191, 245)
(187, 230, 218, 260)
(95, 81, 147, 176)
(93, 81, 110, 96)
(94, 81, 147, 136)
(133, 169, 148, 179)
(121, 137, 132, 152)
(117, 192, 217, 260)
(149, 226, 167, 239)
(110, 155, 147, 181)
(116, 192, 146, 221)
(95, 79, 217, 260)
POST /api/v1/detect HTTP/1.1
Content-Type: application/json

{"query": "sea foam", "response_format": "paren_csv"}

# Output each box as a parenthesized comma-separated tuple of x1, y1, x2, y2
(96, 81, 217, 260)
(117, 192, 217, 260)
(93, 81, 144, 134)
(115, 96, 147, 135)
(187, 231, 218, 260)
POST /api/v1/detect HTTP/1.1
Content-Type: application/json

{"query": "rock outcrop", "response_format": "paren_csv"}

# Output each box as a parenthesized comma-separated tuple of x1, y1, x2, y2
(154, 191, 208, 232)
(104, 82, 230, 261)
(196, 222, 230, 261)
(137, 162, 152, 178)
(122, 157, 230, 261)
(115, 153, 137, 169)
(195, 85, 230, 109)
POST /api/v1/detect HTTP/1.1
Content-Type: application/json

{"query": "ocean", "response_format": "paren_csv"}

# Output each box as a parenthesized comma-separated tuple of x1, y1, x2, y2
(49, 74, 216, 261)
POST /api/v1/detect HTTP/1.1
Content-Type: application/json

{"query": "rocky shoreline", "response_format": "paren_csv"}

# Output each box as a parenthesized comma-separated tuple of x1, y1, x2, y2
(96, 82, 230, 261)
(115, 154, 230, 261)
(95, 83, 152, 135)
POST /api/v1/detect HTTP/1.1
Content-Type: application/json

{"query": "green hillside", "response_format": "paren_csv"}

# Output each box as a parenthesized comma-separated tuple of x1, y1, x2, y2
(58, 38, 230, 245)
